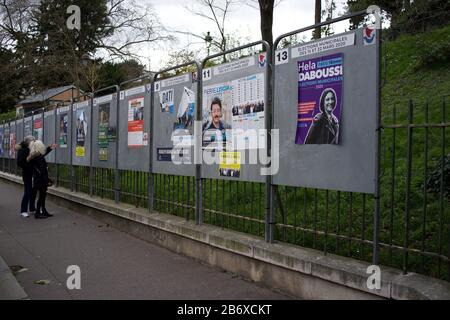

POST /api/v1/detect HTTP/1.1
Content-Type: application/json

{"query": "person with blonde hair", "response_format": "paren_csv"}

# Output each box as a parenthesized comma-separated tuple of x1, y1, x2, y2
(27, 140, 56, 219)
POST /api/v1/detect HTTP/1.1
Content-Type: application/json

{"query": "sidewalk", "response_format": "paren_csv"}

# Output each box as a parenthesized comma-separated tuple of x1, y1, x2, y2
(0, 181, 290, 300)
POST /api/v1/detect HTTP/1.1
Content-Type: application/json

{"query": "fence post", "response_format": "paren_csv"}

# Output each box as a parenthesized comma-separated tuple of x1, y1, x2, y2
(196, 63, 203, 225)
(14, 117, 18, 176)
(148, 78, 155, 213)
(1, 121, 3, 172)
(373, 25, 383, 266)
(70, 99, 75, 192)
(114, 88, 120, 204)
(89, 95, 94, 197)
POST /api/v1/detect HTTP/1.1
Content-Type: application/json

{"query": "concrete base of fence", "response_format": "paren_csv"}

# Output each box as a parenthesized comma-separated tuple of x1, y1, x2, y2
(1, 172, 450, 300)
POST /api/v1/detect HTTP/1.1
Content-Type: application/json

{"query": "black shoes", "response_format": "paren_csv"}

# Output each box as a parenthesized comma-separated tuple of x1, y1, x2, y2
(35, 209, 53, 219)
(42, 210, 53, 217)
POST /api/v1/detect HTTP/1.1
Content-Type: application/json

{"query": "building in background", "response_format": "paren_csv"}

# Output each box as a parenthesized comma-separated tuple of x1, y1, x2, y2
(15, 85, 85, 117)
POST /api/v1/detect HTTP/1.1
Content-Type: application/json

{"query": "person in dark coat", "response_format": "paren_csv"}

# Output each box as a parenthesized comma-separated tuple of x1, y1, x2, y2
(16, 136, 36, 218)
(304, 88, 340, 145)
(26, 140, 55, 219)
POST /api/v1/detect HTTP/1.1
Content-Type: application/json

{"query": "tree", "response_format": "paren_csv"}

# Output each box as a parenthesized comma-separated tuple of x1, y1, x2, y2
(0, 0, 169, 97)
(96, 59, 146, 90)
(255, 0, 274, 49)
(346, 0, 450, 37)
(313, 0, 322, 39)
(0, 47, 21, 113)
(180, 1, 235, 53)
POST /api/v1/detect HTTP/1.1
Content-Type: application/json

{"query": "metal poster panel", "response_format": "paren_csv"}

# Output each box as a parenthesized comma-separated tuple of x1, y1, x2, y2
(72, 100, 91, 166)
(56, 105, 71, 164)
(201, 53, 268, 183)
(153, 72, 196, 176)
(118, 85, 150, 172)
(273, 29, 379, 194)
(92, 94, 117, 168)
(44, 110, 56, 163)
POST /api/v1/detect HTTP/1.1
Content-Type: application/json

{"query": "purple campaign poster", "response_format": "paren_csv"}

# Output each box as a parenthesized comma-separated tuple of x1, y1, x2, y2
(295, 53, 343, 145)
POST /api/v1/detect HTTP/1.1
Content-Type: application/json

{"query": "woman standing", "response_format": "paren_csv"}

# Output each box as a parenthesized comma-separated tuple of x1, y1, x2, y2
(27, 140, 55, 219)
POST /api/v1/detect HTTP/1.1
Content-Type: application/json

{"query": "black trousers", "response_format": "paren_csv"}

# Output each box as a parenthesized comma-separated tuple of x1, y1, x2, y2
(35, 186, 48, 213)
(21, 176, 37, 213)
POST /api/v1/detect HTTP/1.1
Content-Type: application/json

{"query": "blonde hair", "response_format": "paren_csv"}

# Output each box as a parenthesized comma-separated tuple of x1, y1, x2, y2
(29, 140, 46, 156)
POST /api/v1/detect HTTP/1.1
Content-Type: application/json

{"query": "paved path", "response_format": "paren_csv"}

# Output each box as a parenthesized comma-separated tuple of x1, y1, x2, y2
(0, 180, 291, 300)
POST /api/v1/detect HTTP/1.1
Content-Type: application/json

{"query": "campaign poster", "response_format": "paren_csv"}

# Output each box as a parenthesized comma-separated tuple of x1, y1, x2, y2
(59, 114, 68, 148)
(98, 103, 110, 161)
(219, 152, 241, 178)
(127, 97, 145, 147)
(9, 133, 16, 158)
(75, 109, 87, 157)
(202, 73, 265, 150)
(159, 89, 174, 113)
(33, 117, 43, 141)
(0, 127, 3, 157)
(98, 103, 109, 147)
(99, 148, 108, 161)
(172, 87, 195, 147)
(296, 53, 343, 145)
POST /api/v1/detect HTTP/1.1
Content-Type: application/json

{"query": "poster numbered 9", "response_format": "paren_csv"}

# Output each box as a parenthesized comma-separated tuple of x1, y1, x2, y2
(296, 53, 343, 145)
(127, 97, 145, 147)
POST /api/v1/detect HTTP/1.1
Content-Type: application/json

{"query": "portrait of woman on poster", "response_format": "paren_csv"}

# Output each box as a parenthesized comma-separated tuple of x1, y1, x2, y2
(304, 88, 340, 145)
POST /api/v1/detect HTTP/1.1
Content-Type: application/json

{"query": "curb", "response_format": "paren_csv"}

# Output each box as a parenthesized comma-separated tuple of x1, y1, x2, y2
(0, 255, 28, 300)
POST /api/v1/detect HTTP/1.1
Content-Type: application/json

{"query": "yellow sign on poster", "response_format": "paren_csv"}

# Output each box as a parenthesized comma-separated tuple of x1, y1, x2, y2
(219, 152, 241, 178)
(76, 146, 85, 157)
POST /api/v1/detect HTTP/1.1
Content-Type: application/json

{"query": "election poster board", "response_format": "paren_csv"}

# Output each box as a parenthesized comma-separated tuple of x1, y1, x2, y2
(273, 28, 379, 194)
(72, 100, 91, 166)
(153, 72, 196, 176)
(201, 53, 269, 183)
(92, 93, 117, 169)
(118, 84, 150, 172)
(56, 105, 71, 164)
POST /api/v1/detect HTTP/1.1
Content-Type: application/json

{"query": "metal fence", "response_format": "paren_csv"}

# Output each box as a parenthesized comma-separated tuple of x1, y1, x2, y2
(1, 97, 448, 281)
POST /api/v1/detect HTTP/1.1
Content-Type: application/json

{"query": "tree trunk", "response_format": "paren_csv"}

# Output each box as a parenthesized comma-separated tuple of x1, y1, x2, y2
(259, 0, 274, 51)
(313, 0, 322, 39)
